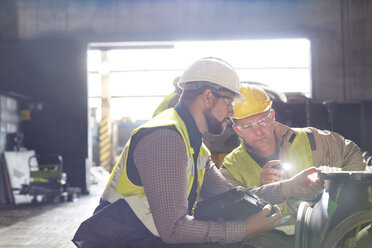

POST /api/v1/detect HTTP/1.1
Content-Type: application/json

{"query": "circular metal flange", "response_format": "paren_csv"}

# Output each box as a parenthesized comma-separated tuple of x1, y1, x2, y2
(295, 201, 313, 248)
(322, 208, 372, 248)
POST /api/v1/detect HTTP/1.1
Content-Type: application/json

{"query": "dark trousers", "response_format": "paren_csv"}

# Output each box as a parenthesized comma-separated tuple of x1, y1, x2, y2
(72, 198, 248, 248)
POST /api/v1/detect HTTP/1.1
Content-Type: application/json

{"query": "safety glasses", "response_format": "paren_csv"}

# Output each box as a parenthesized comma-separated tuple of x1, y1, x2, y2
(235, 111, 272, 131)
(211, 91, 235, 108)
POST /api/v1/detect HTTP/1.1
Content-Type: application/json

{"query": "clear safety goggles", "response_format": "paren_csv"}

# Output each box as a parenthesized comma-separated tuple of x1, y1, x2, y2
(235, 111, 272, 131)
(211, 91, 235, 108)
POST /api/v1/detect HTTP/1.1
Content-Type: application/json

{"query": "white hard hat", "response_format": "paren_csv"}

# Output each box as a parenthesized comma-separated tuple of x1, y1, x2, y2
(178, 57, 245, 103)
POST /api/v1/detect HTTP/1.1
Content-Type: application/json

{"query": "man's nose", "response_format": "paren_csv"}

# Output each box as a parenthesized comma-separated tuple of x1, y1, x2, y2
(253, 124, 264, 133)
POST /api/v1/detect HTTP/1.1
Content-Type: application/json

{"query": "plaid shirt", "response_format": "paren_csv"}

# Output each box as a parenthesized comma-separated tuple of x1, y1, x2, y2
(133, 127, 283, 244)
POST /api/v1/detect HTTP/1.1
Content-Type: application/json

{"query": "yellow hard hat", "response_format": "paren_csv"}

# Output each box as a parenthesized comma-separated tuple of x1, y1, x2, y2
(233, 84, 272, 119)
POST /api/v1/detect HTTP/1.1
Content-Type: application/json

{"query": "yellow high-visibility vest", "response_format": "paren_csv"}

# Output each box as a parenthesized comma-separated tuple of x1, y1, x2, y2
(102, 108, 208, 236)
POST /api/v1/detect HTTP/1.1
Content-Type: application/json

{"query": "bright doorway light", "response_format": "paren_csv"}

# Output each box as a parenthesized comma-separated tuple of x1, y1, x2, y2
(88, 39, 311, 122)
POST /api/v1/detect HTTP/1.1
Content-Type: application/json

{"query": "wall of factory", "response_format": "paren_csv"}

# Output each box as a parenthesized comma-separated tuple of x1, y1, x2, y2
(2, 0, 370, 101)
(0, 39, 89, 193)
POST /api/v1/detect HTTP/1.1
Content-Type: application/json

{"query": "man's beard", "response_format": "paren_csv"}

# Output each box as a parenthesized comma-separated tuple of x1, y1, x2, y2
(205, 110, 225, 135)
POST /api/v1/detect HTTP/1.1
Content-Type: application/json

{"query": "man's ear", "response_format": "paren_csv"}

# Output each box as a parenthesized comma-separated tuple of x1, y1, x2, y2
(201, 89, 213, 107)
(271, 109, 276, 122)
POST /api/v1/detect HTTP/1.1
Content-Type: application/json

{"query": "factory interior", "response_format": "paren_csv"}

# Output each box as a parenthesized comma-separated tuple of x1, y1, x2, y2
(0, 1, 372, 247)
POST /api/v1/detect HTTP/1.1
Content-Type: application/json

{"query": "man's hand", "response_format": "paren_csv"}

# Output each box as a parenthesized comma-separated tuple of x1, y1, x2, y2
(281, 167, 323, 200)
(245, 204, 282, 236)
(260, 160, 285, 186)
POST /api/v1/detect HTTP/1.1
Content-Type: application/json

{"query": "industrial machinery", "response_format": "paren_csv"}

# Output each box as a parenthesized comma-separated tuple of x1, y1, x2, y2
(19, 153, 79, 203)
(295, 171, 372, 248)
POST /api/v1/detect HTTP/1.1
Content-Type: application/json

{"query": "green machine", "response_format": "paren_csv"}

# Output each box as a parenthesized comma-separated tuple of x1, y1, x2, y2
(20, 154, 79, 203)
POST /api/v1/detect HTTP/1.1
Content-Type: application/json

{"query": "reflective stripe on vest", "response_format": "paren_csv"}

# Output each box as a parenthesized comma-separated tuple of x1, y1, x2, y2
(102, 108, 208, 236)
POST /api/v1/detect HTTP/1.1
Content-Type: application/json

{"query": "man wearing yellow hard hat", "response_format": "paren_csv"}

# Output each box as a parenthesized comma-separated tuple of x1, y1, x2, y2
(220, 83, 365, 247)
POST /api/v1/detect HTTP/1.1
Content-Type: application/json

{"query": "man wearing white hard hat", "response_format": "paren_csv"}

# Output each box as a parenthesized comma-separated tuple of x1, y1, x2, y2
(73, 57, 321, 248)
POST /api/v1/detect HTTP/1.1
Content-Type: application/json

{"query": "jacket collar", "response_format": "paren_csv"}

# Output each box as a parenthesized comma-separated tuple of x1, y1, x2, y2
(274, 122, 297, 146)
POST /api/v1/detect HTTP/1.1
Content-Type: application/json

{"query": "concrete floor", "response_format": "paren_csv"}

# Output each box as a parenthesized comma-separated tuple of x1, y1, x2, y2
(0, 183, 104, 248)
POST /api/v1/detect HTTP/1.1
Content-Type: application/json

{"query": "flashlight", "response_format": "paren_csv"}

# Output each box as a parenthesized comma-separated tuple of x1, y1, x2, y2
(272, 163, 291, 171)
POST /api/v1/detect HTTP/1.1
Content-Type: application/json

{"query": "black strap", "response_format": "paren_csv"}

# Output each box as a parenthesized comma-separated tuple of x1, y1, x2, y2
(173, 103, 202, 215)
(288, 130, 316, 151)
(304, 129, 316, 151)
(288, 133, 296, 143)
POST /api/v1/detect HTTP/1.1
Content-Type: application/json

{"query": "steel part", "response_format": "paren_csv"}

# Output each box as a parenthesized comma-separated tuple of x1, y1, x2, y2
(316, 171, 372, 237)
(322, 209, 372, 248)
(295, 201, 312, 248)
(318, 171, 372, 181)
(296, 172, 372, 247)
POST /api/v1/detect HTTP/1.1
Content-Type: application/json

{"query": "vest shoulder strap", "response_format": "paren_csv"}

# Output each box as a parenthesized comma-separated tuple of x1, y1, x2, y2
(304, 129, 316, 151)
(288, 129, 316, 151)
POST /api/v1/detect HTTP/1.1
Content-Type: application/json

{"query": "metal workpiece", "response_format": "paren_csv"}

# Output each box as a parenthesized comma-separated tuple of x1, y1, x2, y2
(295, 171, 372, 248)
(295, 202, 313, 248)
(368, 186, 372, 204)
